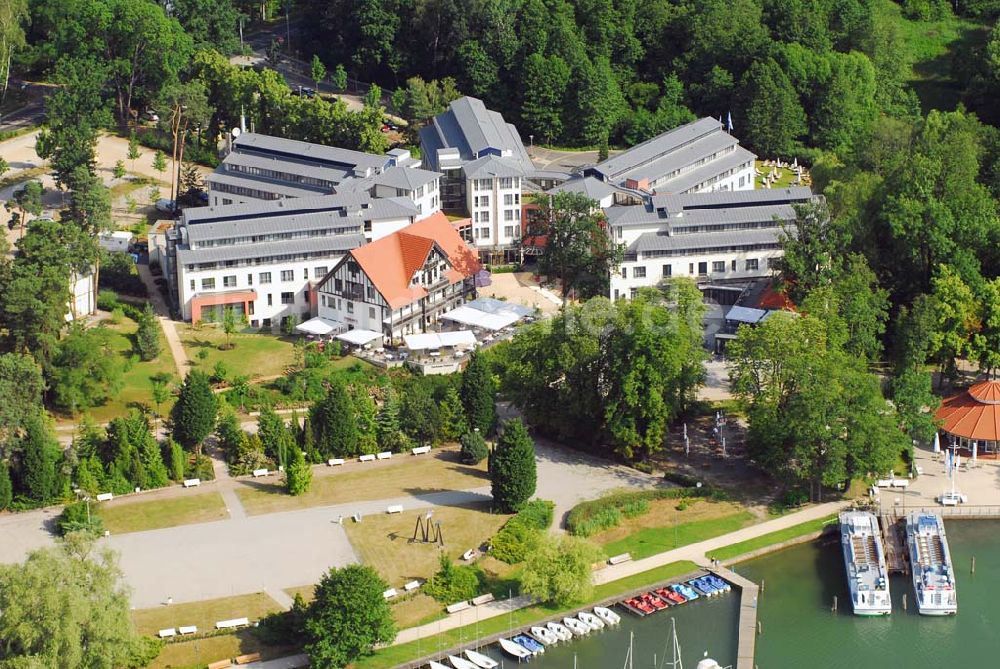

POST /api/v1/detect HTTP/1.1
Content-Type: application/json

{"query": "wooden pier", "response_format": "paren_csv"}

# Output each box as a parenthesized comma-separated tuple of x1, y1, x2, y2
(879, 513, 909, 575)
(711, 566, 759, 669)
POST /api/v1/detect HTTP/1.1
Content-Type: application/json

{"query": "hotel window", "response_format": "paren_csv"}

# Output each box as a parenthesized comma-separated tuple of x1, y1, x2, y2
(633, 266, 646, 278)
(223, 275, 237, 288)
(621, 267, 627, 279)
(189, 279, 195, 290)
(662, 264, 672, 277)
(745, 259, 759, 271)
(369, 307, 376, 319)
(347, 301, 354, 314)
(280, 292, 294, 304)
(314, 266, 328, 278)
(504, 226, 515, 238)
(267, 294, 273, 306)
(247, 274, 253, 285)
(712, 261, 725, 273)
(689, 263, 694, 274)
(280, 270, 294, 282)
(630, 288, 639, 299)
(767, 257, 779, 268)
(731, 260, 737, 271)
(259, 272, 272, 284)
(504, 209, 514, 221)
(367, 285, 375, 299)
(335, 278, 343, 292)
(479, 227, 490, 238)
(321, 295, 327, 307)
(201, 278, 215, 289)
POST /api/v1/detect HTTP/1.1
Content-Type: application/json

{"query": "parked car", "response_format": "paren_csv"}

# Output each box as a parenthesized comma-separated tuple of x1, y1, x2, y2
(155, 198, 176, 214)
(143, 110, 160, 122)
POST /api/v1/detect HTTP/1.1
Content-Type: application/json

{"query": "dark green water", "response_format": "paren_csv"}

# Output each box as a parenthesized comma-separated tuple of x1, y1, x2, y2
(738, 520, 1000, 667)
(464, 520, 1000, 669)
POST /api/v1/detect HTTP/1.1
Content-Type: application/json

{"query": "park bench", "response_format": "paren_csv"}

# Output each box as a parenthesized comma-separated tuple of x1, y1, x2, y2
(327, 458, 345, 466)
(471, 593, 495, 606)
(157, 628, 176, 639)
(183, 478, 201, 488)
(411, 446, 431, 455)
(252, 468, 268, 478)
(383, 588, 398, 599)
(386, 505, 404, 514)
(178, 625, 197, 635)
(207, 661, 232, 669)
(96, 492, 113, 502)
(404, 580, 421, 591)
(377, 451, 392, 460)
(235, 653, 262, 664)
(359, 454, 376, 462)
(608, 553, 632, 566)
(215, 617, 249, 630)
(446, 601, 471, 614)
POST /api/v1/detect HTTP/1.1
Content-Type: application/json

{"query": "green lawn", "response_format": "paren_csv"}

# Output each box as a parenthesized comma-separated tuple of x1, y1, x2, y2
(878, 0, 989, 112)
(132, 592, 282, 636)
(67, 315, 178, 424)
(600, 511, 756, 560)
(712, 514, 838, 562)
(178, 324, 298, 380)
(99, 492, 229, 534)
(352, 560, 700, 669)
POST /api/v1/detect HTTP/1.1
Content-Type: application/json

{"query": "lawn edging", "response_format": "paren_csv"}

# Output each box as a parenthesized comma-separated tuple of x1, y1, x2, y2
(713, 514, 839, 565)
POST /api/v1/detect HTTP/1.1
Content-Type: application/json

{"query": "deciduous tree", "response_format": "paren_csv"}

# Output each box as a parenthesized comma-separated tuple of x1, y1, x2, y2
(521, 534, 600, 606)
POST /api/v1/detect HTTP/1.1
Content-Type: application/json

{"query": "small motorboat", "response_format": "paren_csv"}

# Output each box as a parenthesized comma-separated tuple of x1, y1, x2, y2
(688, 578, 717, 597)
(497, 638, 532, 659)
(429, 662, 451, 669)
(464, 649, 498, 669)
(546, 621, 573, 641)
(673, 583, 700, 601)
(513, 634, 544, 654)
(563, 616, 590, 636)
(593, 606, 621, 625)
(529, 626, 558, 646)
(448, 655, 480, 669)
(578, 610, 605, 630)
(656, 587, 686, 605)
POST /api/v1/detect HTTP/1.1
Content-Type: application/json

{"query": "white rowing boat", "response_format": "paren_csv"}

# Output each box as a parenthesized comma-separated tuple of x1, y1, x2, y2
(463, 649, 498, 669)
(529, 626, 558, 645)
(497, 638, 532, 659)
(546, 621, 573, 641)
(562, 616, 589, 636)
(578, 610, 604, 631)
(593, 606, 621, 625)
(429, 661, 451, 669)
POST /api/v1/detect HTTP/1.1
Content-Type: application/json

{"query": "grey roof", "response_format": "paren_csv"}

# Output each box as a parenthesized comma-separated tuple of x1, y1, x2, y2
(177, 233, 366, 265)
(607, 187, 813, 229)
(546, 176, 619, 201)
(207, 171, 331, 199)
(233, 133, 387, 173)
(219, 150, 353, 185)
(421, 96, 532, 171)
(186, 212, 363, 245)
(648, 146, 754, 194)
(727, 306, 768, 323)
(591, 117, 725, 181)
(183, 193, 415, 227)
(651, 186, 814, 213)
(372, 166, 442, 191)
(669, 204, 798, 230)
(628, 227, 783, 254)
(462, 155, 525, 179)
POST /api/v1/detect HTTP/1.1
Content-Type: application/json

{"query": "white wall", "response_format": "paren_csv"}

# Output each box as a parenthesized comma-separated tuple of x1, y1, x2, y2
(467, 176, 521, 249)
(610, 248, 781, 299)
(68, 270, 96, 321)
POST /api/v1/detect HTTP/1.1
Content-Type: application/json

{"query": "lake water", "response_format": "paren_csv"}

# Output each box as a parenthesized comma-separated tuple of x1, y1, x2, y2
(463, 520, 1000, 669)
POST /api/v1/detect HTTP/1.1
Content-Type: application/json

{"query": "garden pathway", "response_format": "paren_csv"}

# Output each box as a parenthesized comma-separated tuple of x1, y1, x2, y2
(137, 261, 189, 377)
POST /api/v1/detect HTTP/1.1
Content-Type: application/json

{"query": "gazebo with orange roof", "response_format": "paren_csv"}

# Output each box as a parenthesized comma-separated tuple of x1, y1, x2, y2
(934, 379, 1000, 458)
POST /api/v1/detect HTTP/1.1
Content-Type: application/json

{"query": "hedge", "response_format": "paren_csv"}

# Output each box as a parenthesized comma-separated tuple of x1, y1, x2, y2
(566, 487, 719, 537)
(490, 499, 553, 564)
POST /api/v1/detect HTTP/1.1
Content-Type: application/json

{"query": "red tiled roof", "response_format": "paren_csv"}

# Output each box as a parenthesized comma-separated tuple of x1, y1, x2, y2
(350, 212, 480, 309)
(935, 380, 1000, 442)
(757, 282, 796, 311)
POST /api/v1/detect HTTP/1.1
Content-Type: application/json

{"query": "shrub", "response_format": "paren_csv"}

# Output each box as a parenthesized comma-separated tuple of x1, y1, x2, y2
(460, 431, 488, 465)
(423, 555, 481, 603)
(676, 499, 690, 511)
(490, 500, 553, 563)
(662, 471, 700, 487)
(97, 290, 120, 311)
(56, 501, 104, 536)
(565, 487, 714, 536)
(515, 499, 554, 530)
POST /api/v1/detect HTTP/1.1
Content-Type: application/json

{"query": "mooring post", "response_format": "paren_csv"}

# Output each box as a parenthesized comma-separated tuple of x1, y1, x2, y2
(757, 620, 762, 635)
(971, 556, 976, 574)
(760, 578, 764, 594)
(903, 593, 907, 611)
(832, 595, 837, 612)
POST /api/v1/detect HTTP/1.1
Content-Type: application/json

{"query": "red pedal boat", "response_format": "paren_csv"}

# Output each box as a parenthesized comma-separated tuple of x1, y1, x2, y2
(655, 587, 686, 605)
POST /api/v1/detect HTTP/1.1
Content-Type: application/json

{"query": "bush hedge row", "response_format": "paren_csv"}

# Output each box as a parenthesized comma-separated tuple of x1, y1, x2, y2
(491, 499, 554, 564)
(566, 487, 720, 537)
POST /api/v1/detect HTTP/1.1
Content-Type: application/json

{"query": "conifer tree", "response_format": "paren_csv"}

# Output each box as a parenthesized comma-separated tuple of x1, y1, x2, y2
(489, 419, 537, 512)
(460, 352, 495, 435)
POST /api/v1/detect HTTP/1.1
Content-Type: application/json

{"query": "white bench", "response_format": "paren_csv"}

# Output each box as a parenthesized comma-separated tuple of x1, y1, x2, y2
(158, 628, 177, 639)
(352, 513, 362, 523)
(252, 468, 269, 478)
(377, 451, 392, 460)
(327, 458, 345, 466)
(411, 446, 431, 455)
(359, 454, 376, 462)
(471, 593, 495, 606)
(404, 580, 421, 592)
(215, 617, 250, 630)
(386, 504, 404, 514)
(178, 625, 198, 635)
(462, 548, 477, 561)
(446, 601, 471, 614)
(608, 553, 632, 566)
(96, 492, 114, 502)
(183, 478, 201, 488)
(383, 588, 398, 599)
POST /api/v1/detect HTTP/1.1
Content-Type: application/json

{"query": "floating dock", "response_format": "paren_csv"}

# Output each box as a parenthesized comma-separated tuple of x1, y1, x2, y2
(711, 566, 759, 669)
(880, 512, 910, 575)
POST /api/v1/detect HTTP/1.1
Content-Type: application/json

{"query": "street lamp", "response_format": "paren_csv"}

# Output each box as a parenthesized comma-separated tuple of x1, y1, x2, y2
(528, 134, 534, 156)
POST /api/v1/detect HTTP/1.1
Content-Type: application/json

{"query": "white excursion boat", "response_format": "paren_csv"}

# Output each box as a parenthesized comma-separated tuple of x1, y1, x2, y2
(906, 512, 958, 615)
(497, 638, 532, 660)
(528, 626, 558, 645)
(840, 511, 892, 616)
(448, 655, 480, 669)
(577, 610, 605, 630)
(463, 649, 498, 669)
(545, 621, 573, 641)
(562, 616, 590, 636)
(593, 606, 621, 625)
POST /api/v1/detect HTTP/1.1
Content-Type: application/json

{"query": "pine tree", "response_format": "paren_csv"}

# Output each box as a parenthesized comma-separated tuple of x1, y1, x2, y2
(438, 386, 467, 441)
(461, 352, 495, 435)
(376, 385, 403, 450)
(489, 419, 537, 512)
(168, 438, 186, 480)
(21, 414, 59, 503)
(135, 304, 161, 361)
(171, 370, 218, 455)
(310, 381, 359, 457)
(285, 445, 312, 496)
(0, 460, 12, 510)
(460, 431, 488, 465)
